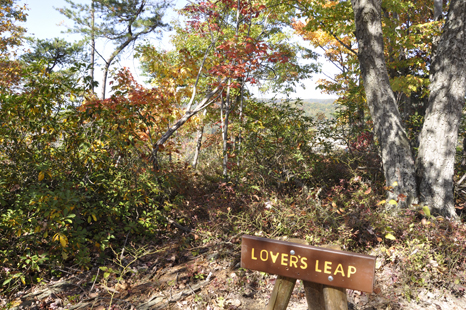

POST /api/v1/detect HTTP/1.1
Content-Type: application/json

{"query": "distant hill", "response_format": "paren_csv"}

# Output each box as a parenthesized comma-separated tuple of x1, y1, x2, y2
(299, 99, 338, 119)
(256, 98, 338, 119)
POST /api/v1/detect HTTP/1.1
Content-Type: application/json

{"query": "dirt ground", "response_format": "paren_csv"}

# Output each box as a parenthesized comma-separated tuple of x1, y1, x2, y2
(2, 239, 466, 310)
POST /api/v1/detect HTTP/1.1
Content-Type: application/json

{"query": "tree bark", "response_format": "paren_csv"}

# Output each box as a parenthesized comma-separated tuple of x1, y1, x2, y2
(351, 0, 417, 208)
(416, 0, 466, 218)
(462, 135, 466, 167)
(236, 82, 244, 167)
(192, 110, 206, 169)
(434, 0, 443, 21)
(90, 0, 95, 93)
(221, 82, 231, 180)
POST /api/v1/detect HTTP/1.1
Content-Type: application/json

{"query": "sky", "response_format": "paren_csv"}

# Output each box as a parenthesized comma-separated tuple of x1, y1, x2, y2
(21, 0, 337, 100)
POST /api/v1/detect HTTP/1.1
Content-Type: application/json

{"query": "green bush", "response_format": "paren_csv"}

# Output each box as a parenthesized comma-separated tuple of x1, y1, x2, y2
(0, 64, 168, 293)
(235, 99, 338, 193)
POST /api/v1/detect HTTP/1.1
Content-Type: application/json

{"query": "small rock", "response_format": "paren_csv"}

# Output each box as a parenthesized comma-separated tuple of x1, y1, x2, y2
(115, 282, 128, 291)
(226, 299, 242, 307)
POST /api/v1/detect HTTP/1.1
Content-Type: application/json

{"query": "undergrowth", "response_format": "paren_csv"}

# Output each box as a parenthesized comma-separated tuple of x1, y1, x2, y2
(1, 94, 465, 305)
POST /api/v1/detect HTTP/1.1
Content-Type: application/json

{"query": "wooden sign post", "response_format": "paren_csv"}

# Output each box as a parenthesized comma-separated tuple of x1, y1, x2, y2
(241, 235, 376, 310)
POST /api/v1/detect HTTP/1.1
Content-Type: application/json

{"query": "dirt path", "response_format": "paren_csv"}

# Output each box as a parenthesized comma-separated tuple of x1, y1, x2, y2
(3, 241, 465, 310)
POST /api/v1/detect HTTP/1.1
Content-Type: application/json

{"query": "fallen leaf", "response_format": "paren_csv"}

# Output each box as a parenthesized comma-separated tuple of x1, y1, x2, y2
(385, 233, 396, 240)
(422, 206, 431, 218)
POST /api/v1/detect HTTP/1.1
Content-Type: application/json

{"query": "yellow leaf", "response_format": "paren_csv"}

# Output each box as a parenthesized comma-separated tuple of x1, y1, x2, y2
(59, 235, 68, 247)
(422, 206, 431, 218)
(43, 231, 48, 238)
(385, 233, 396, 240)
(377, 200, 386, 205)
(38, 171, 44, 181)
(392, 181, 398, 186)
(34, 226, 41, 233)
(92, 214, 97, 221)
(388, 200, 397, 205)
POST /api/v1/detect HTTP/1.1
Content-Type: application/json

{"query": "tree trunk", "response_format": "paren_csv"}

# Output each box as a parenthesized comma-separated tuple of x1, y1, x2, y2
(462, 135, 466, 167)
(221, 82, 231, 180)
(90, 0, 95, 93)
(416, 0, 466, 218)
(100, 39, 133, 99)
(351, 0, 417, 208)
(101, 60, 110, 99)
(192, 110, 206, 169)
(236, 82, 244, 167)
(434, 0, 443, 21)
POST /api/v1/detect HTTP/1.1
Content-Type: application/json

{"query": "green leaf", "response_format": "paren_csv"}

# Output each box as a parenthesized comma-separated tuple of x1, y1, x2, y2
(385, 233, 396, 240)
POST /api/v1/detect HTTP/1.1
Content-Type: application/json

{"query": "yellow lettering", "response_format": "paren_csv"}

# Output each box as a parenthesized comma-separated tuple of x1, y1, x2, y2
(251, 248, 257, 260)
(348, 266, 357, 278)
(289, 255, 298, 268)
(334, 264, 345, 277)
(270, 251, 280, 264)
(324, 261, 332, 274)
(300, 257, 308, 269)
(315, 260, 322, 272)
(260, 250, 268, 261)
(281, 254, 289, 266)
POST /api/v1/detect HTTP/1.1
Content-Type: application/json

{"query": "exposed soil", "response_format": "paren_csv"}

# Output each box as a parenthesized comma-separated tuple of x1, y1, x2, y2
(2, 236, 465, 310)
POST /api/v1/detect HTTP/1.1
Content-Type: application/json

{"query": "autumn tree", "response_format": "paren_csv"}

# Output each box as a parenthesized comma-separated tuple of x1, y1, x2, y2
(296, 0, 465, 217)
(0, 0, 26, 89)
(138, 0, 317, 172)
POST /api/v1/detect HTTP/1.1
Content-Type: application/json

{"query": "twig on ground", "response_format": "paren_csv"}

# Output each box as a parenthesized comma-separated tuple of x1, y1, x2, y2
(165, 216, 192, 233)
(89, 268, 99, 293)
(120, 232, 130, 260)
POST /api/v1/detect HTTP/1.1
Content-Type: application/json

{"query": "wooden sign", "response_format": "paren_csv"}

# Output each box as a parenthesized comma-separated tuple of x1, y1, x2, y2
(241, 235, 376, 293)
